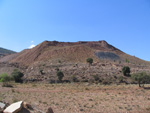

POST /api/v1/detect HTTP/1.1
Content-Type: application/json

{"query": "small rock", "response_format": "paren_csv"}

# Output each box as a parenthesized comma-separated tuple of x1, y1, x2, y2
(3, 101, 23, 113)
(0, 102, 6, 109)
(46, 107, 54, 113)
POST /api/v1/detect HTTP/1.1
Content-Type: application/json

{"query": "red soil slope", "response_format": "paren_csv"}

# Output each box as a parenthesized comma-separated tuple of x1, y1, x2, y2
(0, 40, 148, 67)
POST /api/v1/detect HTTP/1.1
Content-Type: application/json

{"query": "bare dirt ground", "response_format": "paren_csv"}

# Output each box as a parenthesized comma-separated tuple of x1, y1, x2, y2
(1, 83, 150, 113)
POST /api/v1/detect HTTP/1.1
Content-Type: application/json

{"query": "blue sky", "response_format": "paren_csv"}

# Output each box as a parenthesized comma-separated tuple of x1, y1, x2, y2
(0, 0, 150, 61)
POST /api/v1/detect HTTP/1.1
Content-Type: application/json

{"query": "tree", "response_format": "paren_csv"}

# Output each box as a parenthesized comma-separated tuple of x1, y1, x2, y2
(122, 66, 130, 76)
(132, 72, 150, 87)
(86, 58, 93, 66)
(57, 71, 64, 82)
(11, 69, 24, 83)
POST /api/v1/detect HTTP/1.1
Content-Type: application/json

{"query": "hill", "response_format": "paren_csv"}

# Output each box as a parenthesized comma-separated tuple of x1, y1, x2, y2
(0, 40, 149, 83)
(0, 40, 148, 66)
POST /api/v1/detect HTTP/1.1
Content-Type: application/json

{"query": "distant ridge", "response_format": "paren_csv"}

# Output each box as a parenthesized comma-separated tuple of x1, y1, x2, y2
(0, 47, 16, 57)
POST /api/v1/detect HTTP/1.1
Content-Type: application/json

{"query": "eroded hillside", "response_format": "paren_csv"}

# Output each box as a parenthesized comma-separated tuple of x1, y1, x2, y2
(0, 40, 149, 83)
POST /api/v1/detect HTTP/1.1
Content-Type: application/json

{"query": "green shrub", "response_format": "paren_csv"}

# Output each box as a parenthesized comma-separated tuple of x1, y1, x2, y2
(57, 71, 64, 82)
(86, 58, 93, 66)
(0, 73, 8, 82)
(0, 73, 13, 87)
(122, 66, 130, 77)
(11, 69, 24, 83)
(131, 72, 150, 87)
(0, 73, 12, 82)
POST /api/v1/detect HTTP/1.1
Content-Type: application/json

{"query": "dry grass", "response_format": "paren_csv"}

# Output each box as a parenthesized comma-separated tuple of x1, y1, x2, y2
(0, 83, 150, 113)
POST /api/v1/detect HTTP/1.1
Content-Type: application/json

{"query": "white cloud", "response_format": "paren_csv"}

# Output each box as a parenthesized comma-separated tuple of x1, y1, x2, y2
(31, 41, 34, 43)
(28, 44, 36, 49)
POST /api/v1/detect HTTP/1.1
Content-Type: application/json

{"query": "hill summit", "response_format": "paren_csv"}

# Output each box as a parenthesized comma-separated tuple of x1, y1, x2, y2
(0, 40, 148, 67)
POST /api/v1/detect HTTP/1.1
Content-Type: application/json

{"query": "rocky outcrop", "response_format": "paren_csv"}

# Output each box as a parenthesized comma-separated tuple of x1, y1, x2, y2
(3, 101, 23, 113)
